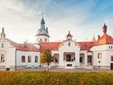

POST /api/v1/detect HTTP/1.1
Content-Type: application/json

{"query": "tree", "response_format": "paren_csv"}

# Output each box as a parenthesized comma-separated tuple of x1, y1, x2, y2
(41, 49, 53, 70)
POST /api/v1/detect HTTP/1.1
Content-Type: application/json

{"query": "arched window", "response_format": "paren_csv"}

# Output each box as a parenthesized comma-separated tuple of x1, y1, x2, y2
(35, 56, 38, 63)
(22, 56, 25, 63)
(28, 56, 31, 62)
(1, 54, 5, 62)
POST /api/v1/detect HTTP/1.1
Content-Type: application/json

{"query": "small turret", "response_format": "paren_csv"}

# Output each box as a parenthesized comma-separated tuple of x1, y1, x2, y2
(66, 31, 73, 41)
(1, 27, 6, 39)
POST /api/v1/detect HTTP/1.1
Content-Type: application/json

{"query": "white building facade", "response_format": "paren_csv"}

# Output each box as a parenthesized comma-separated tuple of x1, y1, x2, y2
(1, 17, 113, 71)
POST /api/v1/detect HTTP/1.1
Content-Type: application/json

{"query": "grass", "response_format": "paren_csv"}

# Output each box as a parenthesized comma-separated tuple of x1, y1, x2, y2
(0, 71, 113, 85)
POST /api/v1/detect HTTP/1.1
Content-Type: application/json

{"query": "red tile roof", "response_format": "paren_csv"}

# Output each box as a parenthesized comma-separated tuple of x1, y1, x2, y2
(39, 41, 94, 51)
(94, 34, 113, 46)
(7, 39, 40, 52)
(39, 42, 62, 51)
(77, 42, 94, 50)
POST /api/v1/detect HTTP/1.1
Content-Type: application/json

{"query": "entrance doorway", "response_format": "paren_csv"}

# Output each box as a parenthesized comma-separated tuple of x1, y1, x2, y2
(88, 56, 92, 65)
(110, 63, 113, 70)
(63, 52, 75, 62)
(66, 54, 71, 61)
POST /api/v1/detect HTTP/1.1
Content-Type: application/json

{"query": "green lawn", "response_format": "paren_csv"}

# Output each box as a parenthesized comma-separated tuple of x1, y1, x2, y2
(0, 71, 113, 85)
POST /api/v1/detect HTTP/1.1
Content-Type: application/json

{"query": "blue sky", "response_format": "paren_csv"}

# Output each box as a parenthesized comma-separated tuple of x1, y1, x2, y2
(0, 0, 113, 43)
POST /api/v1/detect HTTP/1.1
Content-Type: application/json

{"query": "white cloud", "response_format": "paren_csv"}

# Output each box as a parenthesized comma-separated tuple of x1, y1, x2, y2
(0, 0, 113, 43)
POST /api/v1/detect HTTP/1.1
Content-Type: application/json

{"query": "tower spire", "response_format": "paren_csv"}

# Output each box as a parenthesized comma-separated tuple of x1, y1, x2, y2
(36, 14, 50, 43)
(41, 12, 45, 25)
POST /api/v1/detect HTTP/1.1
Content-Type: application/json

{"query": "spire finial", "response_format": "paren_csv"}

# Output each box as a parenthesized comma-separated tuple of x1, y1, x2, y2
(69, 30, 70, 34)
(2, 27, 4, 33)
(42, 11, 43, 19)
(26, 39, 28, 43)
(1, 27, 6, 39)
(102, 23, 107, 34)
(41, 12, 45, 24)
(92, 33, 96, 42)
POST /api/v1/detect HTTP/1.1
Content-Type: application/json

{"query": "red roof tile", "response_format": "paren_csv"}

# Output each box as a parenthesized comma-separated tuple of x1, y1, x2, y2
(40, 41, 94, 51)
(94, 34, 113, 46)
(77, 42, 94, 50)
(39, 42, 62, 51)
(7, 39, 40, 52)
(7, 39, 94, 51)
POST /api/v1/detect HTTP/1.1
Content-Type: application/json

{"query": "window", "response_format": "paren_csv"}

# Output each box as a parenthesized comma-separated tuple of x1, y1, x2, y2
(109, 46, 112, 49)
(98, 61, 101, 63)
(28, 56, 31, 62)
(80, 57, 83, 63)
(35, 56, 38, 63)
(55, 57, 58, 62)
(1, 54, 5, 62)
(98, 53, 102, 59)
(40, 39, 42, 42)
(109, 46, 111, 49)
(80, 54, 84, 63)
(2, 43, 4, 48)
(68, 42, 71, 46)
(88, 56, 92, 63)
(22, 56, 25, 62)
(45, 38, 47, 42)
(54, 54, 59, 63)
(111, 56, 113, 61)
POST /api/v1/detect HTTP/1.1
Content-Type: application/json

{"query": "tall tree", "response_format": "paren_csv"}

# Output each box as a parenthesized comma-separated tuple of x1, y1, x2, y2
(41, 49, 53, 70)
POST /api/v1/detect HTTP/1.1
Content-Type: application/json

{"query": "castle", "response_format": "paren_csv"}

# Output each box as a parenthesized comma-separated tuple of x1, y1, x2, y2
(0, 17, 113, 71)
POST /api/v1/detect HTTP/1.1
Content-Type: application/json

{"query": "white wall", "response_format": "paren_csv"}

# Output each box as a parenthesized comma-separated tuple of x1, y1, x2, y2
(0, 39, 16, 69)
(16, 50, 40, 69)
(51, 51, 59, 56)
(36, 35, 49, 43)
(80, 51, 88, 65)
(90, 44, 113, 67)
(58, 41, 80, 67)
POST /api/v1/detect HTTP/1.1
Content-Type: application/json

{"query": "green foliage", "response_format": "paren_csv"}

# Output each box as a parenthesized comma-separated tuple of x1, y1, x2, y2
(1, 72, 113, 85)
(41, 49, 53, 66)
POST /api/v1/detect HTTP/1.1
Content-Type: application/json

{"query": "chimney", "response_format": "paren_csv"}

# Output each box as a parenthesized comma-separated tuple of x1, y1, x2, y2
(98, 35, 100, 40)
